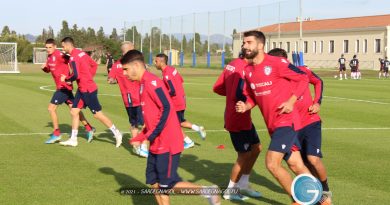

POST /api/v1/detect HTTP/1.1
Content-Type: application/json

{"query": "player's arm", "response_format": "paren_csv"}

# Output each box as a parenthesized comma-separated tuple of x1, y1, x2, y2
(307, 70, 323, 114)
(107, 64, 117, 84)
(163, 74, 176, 97)
(212, 70, 226, 96)
(87, 56, 98, 77)
(41, 62, 50, 73)
(236, 77, 256, 113)
(65, 59, 79, 82)
(279, 62, 309, 114)
(140, 87, 171, 143)
(130, 127, 148, 146)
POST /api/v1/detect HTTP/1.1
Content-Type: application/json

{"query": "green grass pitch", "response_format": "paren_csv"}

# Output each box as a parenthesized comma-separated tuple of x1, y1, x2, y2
(0, 64, 389, 205)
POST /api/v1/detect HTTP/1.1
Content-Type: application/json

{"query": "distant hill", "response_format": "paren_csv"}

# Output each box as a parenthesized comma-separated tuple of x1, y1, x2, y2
(24, 34, 37, 43)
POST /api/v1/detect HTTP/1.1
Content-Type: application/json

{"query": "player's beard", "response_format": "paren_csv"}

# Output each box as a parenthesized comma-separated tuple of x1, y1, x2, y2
(244, 48, 258, 60)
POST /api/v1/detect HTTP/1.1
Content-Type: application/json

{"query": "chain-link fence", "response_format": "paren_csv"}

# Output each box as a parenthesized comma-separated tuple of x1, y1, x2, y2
(124, 0, 300, 68)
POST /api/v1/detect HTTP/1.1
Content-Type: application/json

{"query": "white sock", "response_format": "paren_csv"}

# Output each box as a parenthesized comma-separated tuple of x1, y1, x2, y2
(191, 124, 200, 132)
(339, 73, 342, 79)
(184, 136, 193, 143)
(227, 180, 236, 189)
(344, 74, 347, 79)
(71, 129, 78, 140)
(141, 143, 148, 151)
(109, 124, 119, 136)
(238, 174, 249, 189)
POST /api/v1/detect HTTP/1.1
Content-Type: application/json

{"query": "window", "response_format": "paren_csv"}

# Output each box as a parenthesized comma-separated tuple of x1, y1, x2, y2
(343, 40, 349, 53)
(313, 41, 317, 53)
(265, 40, 269, 52)
(375, 39, 381, 53)
(304, 41, 308, 53)
(286, 42, 290, 53)
(279, 42, 282, 49)
(272, 42, 276, 49)
(319, 41, 323, 53)
(329, 40, 334, 53)
(363, 39, 368, 53)
(355, 40, 359, 53)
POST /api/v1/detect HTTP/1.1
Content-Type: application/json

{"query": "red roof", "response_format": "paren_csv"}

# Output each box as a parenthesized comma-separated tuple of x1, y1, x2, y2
(258, 14, 390, 33)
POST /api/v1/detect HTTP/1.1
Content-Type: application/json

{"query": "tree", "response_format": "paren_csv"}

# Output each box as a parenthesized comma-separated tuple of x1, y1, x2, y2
(97, 26, 105, 42)
(58, 20, 70, 39)
(1, 26, 11, 36)
(110, 28, 118, 40)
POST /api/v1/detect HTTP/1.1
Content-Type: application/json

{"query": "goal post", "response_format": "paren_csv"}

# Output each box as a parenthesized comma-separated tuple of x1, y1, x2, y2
(0, 42, 19, 73)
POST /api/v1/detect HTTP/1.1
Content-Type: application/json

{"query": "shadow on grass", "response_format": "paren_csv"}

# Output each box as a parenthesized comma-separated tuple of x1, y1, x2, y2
(180, 154, 286, 205)
(99, 167, 155, 205)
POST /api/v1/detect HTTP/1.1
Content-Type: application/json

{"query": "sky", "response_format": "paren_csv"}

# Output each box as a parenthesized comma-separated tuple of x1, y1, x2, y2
(1, 0, 389, 36)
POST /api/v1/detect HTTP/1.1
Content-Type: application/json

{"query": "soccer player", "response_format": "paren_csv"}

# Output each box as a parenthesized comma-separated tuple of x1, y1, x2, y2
(108, 41, 148, 157)
(154, 54, 206, 149)
(235, 31, 311, 204)
(338, 54, 347, 80)
(213, 50, 262, 201)
(378, 58, 385, 79)
(59, 37, 122, 147)
(350, 55, 360, 80)
(268, 48, 332, 205)
(383, 57, 390, 78)
(123, 50, 220, 205)
(41, 38, 95, 144)
(106, 52, 114, 75)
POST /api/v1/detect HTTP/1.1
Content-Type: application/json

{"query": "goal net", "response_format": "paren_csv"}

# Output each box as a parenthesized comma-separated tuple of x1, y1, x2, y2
(0, 42, 19, 73)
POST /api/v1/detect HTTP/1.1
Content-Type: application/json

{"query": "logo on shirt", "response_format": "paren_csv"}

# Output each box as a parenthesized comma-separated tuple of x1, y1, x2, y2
(226, 65, 235, 72)
(256, 81, 272, 87)
(250, 83, 256, 90)
(78, 52, 86, 58)
(172, 69, 178, 76)
(151, 80, 157, 87)
(52, 56, 56, 61)
(70, 57, 74, 61)
(264, 66, 272, 76)
(249, 72, 252, 78)
(254, 90, 271, 96)
(165, 75, 169, 80)
(281, 59, 288, 64)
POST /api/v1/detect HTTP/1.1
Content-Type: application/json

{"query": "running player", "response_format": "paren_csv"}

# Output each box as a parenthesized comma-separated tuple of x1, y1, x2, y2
(268, 48, 332, 205)
(338, 54, 347, 80)
(350, 55, 359, 80)
(41, 38, 95, 144)
(108, 41, 148, 157)
(59, 37, 122, 147)
(123, 50, 221, 205)
(383, 57, 389, 78)
(213, 49, 262, 201)
(235, 31, 311, 205)
(154, 54, 206, 149)
(379, 58, 385, 79)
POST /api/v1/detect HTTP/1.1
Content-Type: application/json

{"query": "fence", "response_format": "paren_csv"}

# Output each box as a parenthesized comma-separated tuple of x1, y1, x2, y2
(123, 0, 300, 68)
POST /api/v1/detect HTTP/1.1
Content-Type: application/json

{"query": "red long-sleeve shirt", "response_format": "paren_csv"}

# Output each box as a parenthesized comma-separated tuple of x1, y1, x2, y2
(43, 50, 72, 91)
(66, 49, 98, 92)
(162, 66, 186, 111)
(245, 54, 309, 135)
(213, 58, 253, 132)
(108, 60, 141, 107)
(130, 71, 184, 155)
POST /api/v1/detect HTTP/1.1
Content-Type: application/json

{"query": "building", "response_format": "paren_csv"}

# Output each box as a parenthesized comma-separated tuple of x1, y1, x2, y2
(233, 14, 390, 69)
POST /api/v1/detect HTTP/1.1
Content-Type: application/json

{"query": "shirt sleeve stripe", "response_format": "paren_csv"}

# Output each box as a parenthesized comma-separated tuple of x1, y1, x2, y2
(311, 71, 324, 104)
(167, 80, 176, 96)
(148, 87, 171, 143)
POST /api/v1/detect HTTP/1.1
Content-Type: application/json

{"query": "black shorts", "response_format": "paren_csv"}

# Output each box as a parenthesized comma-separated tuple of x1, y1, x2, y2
(339, 66, 346, 71)
(126, 106, 144, 127)
(351, 67, 358, 72)
(50, 89, 74, 105)
(384, 68, 389, 73)
(269, 126, 301, 161)
(297, 121, 323, 158)
(229, 124, 260, 153)
(176, 110, 186, 123)
(72, 89, 102, 114)
(146, 152, 182, 189)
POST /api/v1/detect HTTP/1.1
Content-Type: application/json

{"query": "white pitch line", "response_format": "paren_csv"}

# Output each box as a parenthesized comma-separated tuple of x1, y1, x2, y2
(1, 127, 390, 136)
(39, 85, 390, 104)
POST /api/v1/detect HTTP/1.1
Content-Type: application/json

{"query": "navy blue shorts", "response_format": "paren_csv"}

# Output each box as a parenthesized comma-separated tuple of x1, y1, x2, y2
(146, 152, 182, 189)
(297, 121, 323, 158)
(269, 126, 301, 161)
(229, 124, 260, 153)
(126, 106, 144, 127)
(72, 89, 102, 114)
(50, 89, 74, 105)
(176, 110, 186, 123)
